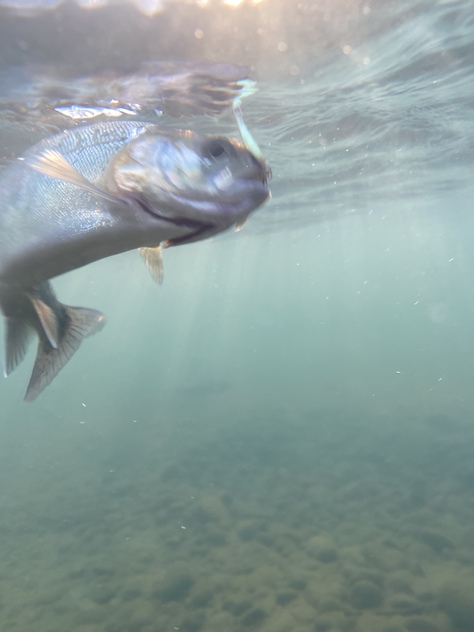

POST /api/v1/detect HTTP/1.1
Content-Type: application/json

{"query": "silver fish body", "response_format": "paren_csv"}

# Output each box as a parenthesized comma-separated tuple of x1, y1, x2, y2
(0, 120, 270, 400)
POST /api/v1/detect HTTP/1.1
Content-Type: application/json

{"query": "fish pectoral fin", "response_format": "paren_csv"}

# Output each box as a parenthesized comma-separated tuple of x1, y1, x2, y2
(3, 318, 33, 377)
(235, 216, 248, 232)
(28, 149, 122, 205)
(24, 304, 106, 402)
(139, 245, 164, 284)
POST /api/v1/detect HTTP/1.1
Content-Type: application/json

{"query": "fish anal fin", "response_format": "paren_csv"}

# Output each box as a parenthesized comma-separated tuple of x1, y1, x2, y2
(28, 149, 122, 205)
(139, 245, 164, 284)
(24, 305, 106, 402)
(3, 318, 32, 377)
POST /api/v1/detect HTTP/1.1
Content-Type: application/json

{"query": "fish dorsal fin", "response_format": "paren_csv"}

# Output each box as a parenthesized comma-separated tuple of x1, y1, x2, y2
(28, 149, 122, 205)
(3, 318, 32, 377)
(28, 293, 60, 349)
(139, 246, 164, 284)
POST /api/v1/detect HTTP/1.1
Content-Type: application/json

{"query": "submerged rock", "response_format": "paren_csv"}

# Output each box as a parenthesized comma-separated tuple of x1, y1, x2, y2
(241, 607, 267, 627)
(437, 581, 474, 630)
(307, 535, 338, 563)
(154, 568, 194, 603)
(276, 591, 298, 605)
(387, 574, 414, 595)
(416, 529, 455, 554)
(390, 596, 422, 614)
(405, 617, 441, 632)
(317, 546, 338, 563)
(347, 580, 384, 609)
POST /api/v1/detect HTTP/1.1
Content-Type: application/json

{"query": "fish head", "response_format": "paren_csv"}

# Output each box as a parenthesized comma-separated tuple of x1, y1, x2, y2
(105, 128, 271, 245)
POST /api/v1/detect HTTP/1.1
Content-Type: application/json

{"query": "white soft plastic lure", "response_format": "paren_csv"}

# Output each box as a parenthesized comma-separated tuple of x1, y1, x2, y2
(233, 80, 265, 162)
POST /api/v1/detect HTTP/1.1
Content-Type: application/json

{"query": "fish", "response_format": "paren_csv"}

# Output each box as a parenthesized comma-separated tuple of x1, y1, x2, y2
(0, 119, 271, 400)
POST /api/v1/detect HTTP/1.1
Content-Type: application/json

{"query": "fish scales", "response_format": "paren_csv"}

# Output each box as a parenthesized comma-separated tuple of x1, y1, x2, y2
(1, 121, 155, 285)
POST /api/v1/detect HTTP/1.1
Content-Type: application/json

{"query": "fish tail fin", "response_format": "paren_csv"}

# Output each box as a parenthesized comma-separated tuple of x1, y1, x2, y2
(3, 317, 33, 377)
(24, 304, 106, 402)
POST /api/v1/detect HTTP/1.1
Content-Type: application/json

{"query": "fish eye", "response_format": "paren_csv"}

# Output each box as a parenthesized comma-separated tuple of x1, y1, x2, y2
(205, 139, 234, 161)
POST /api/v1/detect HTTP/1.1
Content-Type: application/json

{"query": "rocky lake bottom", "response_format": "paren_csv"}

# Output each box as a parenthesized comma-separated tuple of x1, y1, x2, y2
(0, 401, 473, 632)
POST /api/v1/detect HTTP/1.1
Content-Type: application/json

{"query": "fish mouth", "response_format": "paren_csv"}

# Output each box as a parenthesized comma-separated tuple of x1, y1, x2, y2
(172, 178, 270, 217)
(132, 195, 211, 230)
(234, 180, 271, 210)
(131, 184, 269, 248)
(239, 154, 272, 186)
(161, 178, 271, 247)
(129, 156, 270, 246)
(225, 154, 272, 204)
(134, 196, 213, 247)
(132, 171, 270, 222)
